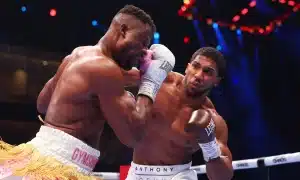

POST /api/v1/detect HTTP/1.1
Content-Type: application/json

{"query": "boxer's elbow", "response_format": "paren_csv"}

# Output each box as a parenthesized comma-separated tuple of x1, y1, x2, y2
(37, 79, 54, 114)
(37, 97, 48, 114)
(206, 156, 233, 180)
(220, 163, 234, 180)
(37, 104, 47, 114)
(37, 91, 50, 114)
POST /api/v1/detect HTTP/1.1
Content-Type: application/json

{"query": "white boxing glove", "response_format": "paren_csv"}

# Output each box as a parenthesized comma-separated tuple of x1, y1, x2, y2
(138, 44, 175, 102)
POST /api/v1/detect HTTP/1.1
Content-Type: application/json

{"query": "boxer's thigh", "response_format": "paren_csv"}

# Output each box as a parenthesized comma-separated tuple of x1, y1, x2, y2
(171, 169, 198, 180)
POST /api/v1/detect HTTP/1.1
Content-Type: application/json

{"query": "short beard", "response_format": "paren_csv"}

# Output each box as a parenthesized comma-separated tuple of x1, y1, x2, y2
(183, 77, 212, 98)
(122, 60, 135, 71)
(113, 54, 137, 71)
(185, 85, 212, 98)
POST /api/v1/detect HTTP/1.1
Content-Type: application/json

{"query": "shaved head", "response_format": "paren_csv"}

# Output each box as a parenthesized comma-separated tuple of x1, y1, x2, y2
(115, 5, 156, 35)
(105, 5, 156, 70)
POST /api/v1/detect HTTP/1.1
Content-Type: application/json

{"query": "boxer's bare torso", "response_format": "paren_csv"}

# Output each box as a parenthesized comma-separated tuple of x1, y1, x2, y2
(133, 72, 220, 165)
(37, 46, 136, 149)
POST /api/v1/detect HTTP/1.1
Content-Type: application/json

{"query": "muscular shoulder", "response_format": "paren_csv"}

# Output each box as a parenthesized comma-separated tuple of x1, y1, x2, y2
(80, 57, 122, 80)
(165, 71, 184, 84)
(78, 57, 124, 94)
(71, 46, 94, 54)
(211, 112, 228, 144)
(203, 97, 216, 110)
(68, 46, 102, 59)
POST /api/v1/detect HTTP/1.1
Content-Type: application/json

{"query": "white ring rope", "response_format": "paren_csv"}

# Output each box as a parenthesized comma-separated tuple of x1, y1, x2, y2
(92, 152, 300, 179)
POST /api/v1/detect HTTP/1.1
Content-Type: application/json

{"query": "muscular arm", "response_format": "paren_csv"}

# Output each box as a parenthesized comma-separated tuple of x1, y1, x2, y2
(206, 114, 233, 180)
(36, 49, 78, 114)
(123, 68, 140, 95)
(89, 59, 152, 147)
(122, 68, 140, 87)
(37, 54, 74, 114)
(37, 77, 55, 114)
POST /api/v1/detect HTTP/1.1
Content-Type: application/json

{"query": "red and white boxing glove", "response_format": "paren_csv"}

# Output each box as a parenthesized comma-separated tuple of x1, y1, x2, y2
(138, 44, 175, 102)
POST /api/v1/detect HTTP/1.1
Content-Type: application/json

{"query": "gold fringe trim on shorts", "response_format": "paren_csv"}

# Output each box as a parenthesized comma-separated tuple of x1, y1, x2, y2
(0, 141, 102, 180)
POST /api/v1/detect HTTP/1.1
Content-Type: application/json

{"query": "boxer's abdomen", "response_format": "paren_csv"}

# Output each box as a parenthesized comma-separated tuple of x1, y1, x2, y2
(133, 130, 198, 165)
(133, 78, 200, 165)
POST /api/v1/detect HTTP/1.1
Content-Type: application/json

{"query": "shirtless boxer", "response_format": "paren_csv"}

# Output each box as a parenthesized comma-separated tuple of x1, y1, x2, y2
(125, 47, 233, 180)
(0, 5, 175, 180)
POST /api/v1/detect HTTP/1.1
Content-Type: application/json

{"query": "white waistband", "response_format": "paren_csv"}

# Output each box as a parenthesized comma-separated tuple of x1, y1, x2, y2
(27, 126, 100, 174)
(129, 161, 192, 176)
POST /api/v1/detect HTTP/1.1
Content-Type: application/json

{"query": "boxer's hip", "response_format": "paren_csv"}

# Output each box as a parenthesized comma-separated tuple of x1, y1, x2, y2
(0, 125, 101, 180)
(126, 162, 197, 180)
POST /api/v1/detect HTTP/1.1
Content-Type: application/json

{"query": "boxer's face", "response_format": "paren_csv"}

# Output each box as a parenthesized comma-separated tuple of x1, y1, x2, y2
(184, 55, 220, 97)
(115, 23, 151, 70)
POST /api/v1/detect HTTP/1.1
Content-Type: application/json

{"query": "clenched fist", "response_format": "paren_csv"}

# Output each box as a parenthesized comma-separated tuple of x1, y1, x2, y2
(185, 109, 221, 162)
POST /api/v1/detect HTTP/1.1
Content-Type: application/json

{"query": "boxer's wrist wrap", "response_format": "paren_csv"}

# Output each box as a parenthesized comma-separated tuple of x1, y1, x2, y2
(138, 78, 160, 102)
(138, 44, 175, 102)
(199, 137, 222, 162)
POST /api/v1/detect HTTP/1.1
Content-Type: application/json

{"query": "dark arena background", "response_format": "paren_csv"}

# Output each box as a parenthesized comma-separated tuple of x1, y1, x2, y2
(0, 0, 300, 179)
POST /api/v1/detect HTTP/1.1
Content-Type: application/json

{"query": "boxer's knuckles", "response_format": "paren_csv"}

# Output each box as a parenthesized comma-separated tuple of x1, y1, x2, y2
(184, 109, 215, 143)
(185, 109, 211, 131)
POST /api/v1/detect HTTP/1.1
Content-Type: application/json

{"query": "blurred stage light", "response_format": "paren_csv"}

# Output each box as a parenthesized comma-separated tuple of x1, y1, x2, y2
(153, 32, 160, 44)
(259, 28, 264, 34)
(187, 15, 193, 20)
(42, 61, 48, 66)
(288, 1, 295, 6)
(232, 15, 240, 22)
(183, 36, 190, 44)
(92, 20, 98, 26)
(249, 1, 256, 7)
(276, 21, 282, 26)
(212, 23, 218, 28)
(50, 9, 57, 17)
(21, 6, 27, 12)
(241, 8, 248, 15)
(236, 29, 242, 35)
(154, 32, 160, 39)
(184, 0, 191, 5)
(279, 0, 286, 3)
(206, 19, 213, 25)
(216, 45, 222, 51)
(179, 0, 300, 35)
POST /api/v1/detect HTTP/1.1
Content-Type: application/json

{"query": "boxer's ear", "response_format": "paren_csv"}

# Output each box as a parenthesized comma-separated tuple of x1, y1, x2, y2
(185, 63, 191, 74)
(120, 24, 128, 38)
(214, 77, 222, 86)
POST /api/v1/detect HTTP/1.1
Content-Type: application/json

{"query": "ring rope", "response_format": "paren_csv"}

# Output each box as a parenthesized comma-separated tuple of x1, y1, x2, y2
(92, 152, 300, 179)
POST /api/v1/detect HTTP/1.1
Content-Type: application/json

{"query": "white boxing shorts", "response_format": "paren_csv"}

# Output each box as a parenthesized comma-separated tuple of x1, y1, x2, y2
(126, 161, 197, 180)
(0, 125, 101, 180)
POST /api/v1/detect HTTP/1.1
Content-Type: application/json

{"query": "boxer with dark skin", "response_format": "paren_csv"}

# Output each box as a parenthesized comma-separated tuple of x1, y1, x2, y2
(126, 47, 233, 180)
(36, 5, 160, 149)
